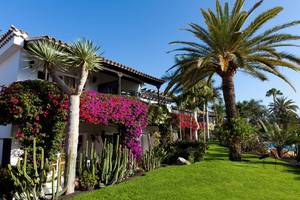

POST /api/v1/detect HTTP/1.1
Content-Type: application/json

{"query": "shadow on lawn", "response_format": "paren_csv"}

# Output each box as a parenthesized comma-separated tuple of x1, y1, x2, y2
(205, 143, 300, 179)
(204, 145, 228, 161)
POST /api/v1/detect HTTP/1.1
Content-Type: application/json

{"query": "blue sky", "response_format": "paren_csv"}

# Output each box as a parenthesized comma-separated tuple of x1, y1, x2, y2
(1, 0, 300, 106)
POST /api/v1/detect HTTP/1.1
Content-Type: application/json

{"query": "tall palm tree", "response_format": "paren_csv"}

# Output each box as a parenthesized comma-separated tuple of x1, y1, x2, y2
(26, 39, 102, 194)
(266, 88, 283, 102)
(165, 0, 300, 161)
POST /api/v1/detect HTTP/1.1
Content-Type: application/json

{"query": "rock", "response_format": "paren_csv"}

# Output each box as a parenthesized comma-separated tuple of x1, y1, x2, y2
(177, 157, 191, 165)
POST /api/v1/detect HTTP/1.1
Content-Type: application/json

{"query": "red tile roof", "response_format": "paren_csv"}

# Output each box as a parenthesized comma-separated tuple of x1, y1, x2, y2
(0, 26, 164, 86)
(25, 37, 164, 86)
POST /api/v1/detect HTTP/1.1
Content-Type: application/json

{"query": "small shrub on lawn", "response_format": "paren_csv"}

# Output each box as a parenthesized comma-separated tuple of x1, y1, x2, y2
(163, 141, 206, 164)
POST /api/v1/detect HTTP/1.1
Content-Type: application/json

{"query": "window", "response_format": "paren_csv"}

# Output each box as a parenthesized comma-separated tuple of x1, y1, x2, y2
(97, 81, 118, 94)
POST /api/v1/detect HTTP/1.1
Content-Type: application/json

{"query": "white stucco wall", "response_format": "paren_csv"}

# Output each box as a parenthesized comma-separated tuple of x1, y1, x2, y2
(0, 45, 23, 159)
(0, 49, 20, 85)
(0, 37, 26, 166)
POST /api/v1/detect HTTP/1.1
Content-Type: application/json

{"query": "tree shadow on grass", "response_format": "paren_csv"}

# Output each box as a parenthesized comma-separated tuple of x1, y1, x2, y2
(204, 144, 228, 161)
(205, 144, 300, 180)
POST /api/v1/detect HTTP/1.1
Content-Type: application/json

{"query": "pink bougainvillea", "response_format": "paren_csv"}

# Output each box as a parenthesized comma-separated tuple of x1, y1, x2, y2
(80, 91, 148, 159)
(1, 81, 148, 159)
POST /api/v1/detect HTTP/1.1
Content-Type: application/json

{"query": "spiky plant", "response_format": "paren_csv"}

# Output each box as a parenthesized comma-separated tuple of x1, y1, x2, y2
(26, 39, 103, 194)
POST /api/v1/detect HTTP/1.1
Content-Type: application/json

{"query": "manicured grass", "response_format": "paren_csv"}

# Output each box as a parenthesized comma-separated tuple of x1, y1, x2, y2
(71, 144, 300, 200)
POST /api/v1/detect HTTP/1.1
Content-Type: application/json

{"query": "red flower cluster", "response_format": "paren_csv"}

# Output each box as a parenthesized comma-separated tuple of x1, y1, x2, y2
(172, 113, 200, 131)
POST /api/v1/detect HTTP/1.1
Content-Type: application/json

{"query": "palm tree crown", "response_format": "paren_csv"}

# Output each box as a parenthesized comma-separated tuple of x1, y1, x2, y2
(266, 88, 283, 101)
(166, 0, 300, 118)
(269, 96, 299, 115)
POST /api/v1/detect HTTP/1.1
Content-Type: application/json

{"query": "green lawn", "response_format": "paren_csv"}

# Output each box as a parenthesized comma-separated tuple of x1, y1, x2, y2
(71, 144, 300, 200)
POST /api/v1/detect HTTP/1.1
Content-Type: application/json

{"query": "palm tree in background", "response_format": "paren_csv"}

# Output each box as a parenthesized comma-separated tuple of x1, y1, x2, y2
(165, 64, 220, 142)
(165, 0, 300, 161)
(269, 96, 299, 128)
(26, 39, 103, 194)
(237, 99, 268, 123)
(266, 88, 283, 103)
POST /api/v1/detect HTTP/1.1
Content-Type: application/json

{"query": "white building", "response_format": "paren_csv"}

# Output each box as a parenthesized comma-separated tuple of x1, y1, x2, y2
(0, 25, 167, 166)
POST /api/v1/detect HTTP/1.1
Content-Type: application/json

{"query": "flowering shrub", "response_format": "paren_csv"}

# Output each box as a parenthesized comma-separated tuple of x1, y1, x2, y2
(172, 113, 200, 131)
(0, 81, 148, 160)
(80, 91, 148, 158)
(0, 80, 68, 160)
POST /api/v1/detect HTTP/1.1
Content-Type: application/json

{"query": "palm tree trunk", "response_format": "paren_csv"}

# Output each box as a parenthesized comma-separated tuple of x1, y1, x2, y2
(276, 146, 283, 158)
(222, 75, 237, 119)
(205, 102, 210, 141)
(65, 94, 80, 194)
(222, 75, 241, 161)
(203, 104, 206, 143)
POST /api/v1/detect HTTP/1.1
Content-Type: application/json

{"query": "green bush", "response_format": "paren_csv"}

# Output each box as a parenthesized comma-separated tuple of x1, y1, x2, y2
(216, 118, 264, 153)
(163, 141, 206, 164)
(80, 170, 98, 191)
(0, 167, 14, 200)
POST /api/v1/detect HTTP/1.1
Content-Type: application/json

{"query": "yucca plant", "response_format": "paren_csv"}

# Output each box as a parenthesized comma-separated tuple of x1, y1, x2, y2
(26, 39, 103, 194)
(166, 0, 300, 160)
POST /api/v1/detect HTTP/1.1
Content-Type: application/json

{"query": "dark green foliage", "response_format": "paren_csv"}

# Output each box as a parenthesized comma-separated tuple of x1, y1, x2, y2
(237, 99, 268, 123)
(163, 141, 206, 164)
(148, 105, 173, 147)
(216, 118, 263, 153)
(0, 167, 14, 200)
(269, 97, 299, 128)
(141, 147, 166, 172)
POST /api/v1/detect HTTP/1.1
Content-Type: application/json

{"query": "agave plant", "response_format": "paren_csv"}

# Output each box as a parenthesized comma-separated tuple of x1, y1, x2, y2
(259, 120, 300, 158)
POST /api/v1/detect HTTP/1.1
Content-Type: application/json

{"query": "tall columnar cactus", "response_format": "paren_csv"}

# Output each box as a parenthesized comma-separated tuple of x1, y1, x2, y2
(77, 135, 136, 190)
(77, 141, 98, 190)
(99, 135, 131, 187)
(8, 138, 66, 200)
(141, 147, 166, 172)
(51, 156, 67, 199)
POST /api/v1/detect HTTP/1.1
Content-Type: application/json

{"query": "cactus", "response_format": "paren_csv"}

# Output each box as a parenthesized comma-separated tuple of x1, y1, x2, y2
(77, 140, 98, 190)
(76, 135, 136, 189)
(8, 138, 66, 200)
(98, 135, 133, 186)
(141, 147, 166, 172)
